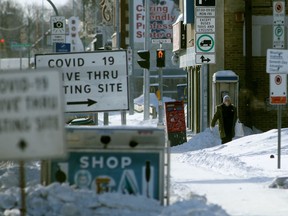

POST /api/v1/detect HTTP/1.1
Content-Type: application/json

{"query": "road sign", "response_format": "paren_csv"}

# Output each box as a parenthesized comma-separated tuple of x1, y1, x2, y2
(51, 35, 66, 44)
(270, 74, 287, 104)
(196, 54, 216, 64)
(196, 0, 215, 6)
(196, 17, 215, 32)
(35, 50, 128, 112)
(196, 33, 215, 53)
(273, 1, 285, 48)
(51, 16, 66, 35)
(196, 7, 216, 17)
(0, 70, 65, 160)
(266, 49, 288, 73)
(273, 25, 285, 48)
(273, 1, 285, 25)
(55, 43, 71, 53)
(151, 39, 172, 44)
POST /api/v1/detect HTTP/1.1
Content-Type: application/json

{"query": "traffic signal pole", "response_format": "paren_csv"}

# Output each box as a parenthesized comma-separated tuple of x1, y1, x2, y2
(157, 43, 164, 126)
(143, 0, 150, 120)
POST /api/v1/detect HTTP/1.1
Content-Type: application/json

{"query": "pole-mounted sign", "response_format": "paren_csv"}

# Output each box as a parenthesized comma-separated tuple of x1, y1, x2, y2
(35, 50, 129, 113)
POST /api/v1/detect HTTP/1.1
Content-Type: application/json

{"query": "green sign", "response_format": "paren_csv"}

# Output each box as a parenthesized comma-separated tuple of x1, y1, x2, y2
(11, 43, 31, 48)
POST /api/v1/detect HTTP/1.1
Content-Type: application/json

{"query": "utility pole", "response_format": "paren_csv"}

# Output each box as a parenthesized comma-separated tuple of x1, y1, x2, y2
(143, 0, 150, 120)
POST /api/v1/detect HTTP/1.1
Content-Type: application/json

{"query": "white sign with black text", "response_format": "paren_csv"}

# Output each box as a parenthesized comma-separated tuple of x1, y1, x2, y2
(0, 70, 65, 160)
(35, 51, 128, 113)
(266, 49, 288, 73)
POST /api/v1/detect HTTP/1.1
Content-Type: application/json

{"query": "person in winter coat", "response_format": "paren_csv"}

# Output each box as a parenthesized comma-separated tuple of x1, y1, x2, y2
(211, 95, 237, 144)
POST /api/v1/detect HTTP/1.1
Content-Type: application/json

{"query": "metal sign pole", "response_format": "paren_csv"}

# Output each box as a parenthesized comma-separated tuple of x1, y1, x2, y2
(158, 43, 164, 126)
(143, 0, 150, 120)
(277, 105, 281, 168)
(19, 160, 26, 216)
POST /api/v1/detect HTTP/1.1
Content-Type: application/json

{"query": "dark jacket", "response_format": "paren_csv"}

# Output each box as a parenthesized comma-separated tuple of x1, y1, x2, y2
(211, 103, 237, 138)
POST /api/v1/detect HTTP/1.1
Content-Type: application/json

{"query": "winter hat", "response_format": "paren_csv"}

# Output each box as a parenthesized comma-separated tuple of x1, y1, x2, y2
(223, 95, 230, 102)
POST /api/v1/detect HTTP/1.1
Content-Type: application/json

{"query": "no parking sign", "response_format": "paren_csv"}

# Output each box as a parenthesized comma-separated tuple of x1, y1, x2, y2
(270, 74, 287, 105)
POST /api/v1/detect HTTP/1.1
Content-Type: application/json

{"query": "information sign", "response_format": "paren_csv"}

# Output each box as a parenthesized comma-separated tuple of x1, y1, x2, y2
(0, 70, 65, 160)
(266, 49, 288, 73)
(51, 16, 66, 35)
(196, 7, 216, 17)
(196, 17, 215, 32)
(35, 51, 128, 112)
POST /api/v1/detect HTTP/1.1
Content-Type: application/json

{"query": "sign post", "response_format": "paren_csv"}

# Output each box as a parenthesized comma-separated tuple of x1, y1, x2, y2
(35, 50, 129, 113)
(0, 69, 65, 216)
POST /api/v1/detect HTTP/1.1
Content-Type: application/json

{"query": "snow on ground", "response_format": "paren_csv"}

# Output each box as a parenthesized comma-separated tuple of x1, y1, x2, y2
(0, 102, 288, 215)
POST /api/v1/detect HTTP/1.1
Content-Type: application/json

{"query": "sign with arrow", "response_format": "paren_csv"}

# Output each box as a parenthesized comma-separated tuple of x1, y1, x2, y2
(35, 50, 128, 112)
(196, 54, 215, 64)
(0, 70, 65, 160)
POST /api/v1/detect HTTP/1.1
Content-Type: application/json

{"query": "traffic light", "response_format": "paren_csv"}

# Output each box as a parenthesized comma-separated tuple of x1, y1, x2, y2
(137, 50, 150, 69)
(156, 49, 165, 67)
(0, 38, 4, 49)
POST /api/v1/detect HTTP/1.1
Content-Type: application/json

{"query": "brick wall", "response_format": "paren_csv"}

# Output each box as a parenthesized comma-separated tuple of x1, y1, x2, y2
(224, 0, 288, 131)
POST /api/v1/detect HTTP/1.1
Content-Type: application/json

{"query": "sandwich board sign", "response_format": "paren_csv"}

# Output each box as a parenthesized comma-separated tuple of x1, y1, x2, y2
(35, 50, 128, 113)
(0, 70, 65, 160)
(43, 126, 168, 204)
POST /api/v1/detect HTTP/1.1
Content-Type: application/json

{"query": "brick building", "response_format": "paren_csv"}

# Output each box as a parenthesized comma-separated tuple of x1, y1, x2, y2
(177, 0, 288, 132)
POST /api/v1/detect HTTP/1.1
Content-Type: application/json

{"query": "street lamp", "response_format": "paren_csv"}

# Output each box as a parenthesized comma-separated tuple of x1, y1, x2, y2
(46, 0, 59, 16)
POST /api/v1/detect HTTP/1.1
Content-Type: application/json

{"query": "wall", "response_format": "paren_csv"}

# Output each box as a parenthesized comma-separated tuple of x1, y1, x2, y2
(223, 0, 288, 131)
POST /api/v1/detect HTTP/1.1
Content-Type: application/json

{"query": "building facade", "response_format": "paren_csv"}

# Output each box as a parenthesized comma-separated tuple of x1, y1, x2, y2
(177, 0, 288, 132)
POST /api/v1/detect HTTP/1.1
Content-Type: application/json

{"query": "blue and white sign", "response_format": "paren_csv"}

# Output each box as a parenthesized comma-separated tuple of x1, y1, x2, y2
(51, 151, 161, 199)
(55, 43, 71, 53)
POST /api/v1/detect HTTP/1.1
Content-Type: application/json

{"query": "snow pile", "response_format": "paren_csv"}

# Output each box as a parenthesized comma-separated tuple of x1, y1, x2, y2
(1, 183, 162, 216)
(0, 173, 229, 216)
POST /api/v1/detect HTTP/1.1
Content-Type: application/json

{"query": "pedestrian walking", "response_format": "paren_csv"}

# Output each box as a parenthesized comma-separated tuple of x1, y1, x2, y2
(211, 95, 237, 144)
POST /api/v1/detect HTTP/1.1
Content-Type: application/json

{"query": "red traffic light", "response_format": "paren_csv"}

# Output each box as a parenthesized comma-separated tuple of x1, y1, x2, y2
(156, 49, 165, 67)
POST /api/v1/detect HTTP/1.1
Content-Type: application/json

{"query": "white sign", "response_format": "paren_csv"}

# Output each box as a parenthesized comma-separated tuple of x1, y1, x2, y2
(35, 51, 128, 113)
(196, 7, 216, 16)
(152, 39, 172, 44)
(0, 70, 65, 160)
(67, 16, 84, 52)
(133, 0, 180, 42)
(196, 17, 215, 32)
(270, 74, 287, 104)
(273, 1, 285, 48)
(196, 53, 215, 64)
(273, 1, 285, 25)
(266, 49, 288, 73)
(196, 33, 215, 53)
(51, 35, 66, 44)
(51, 16, 66, 35)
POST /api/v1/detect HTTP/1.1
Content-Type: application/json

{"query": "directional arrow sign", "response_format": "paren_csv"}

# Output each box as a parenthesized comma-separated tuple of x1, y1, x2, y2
(67, 99, 97, 106)
(196, 54, 216, 64)
(35, 50, 128, 112)
(266, 49, 288, 73)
